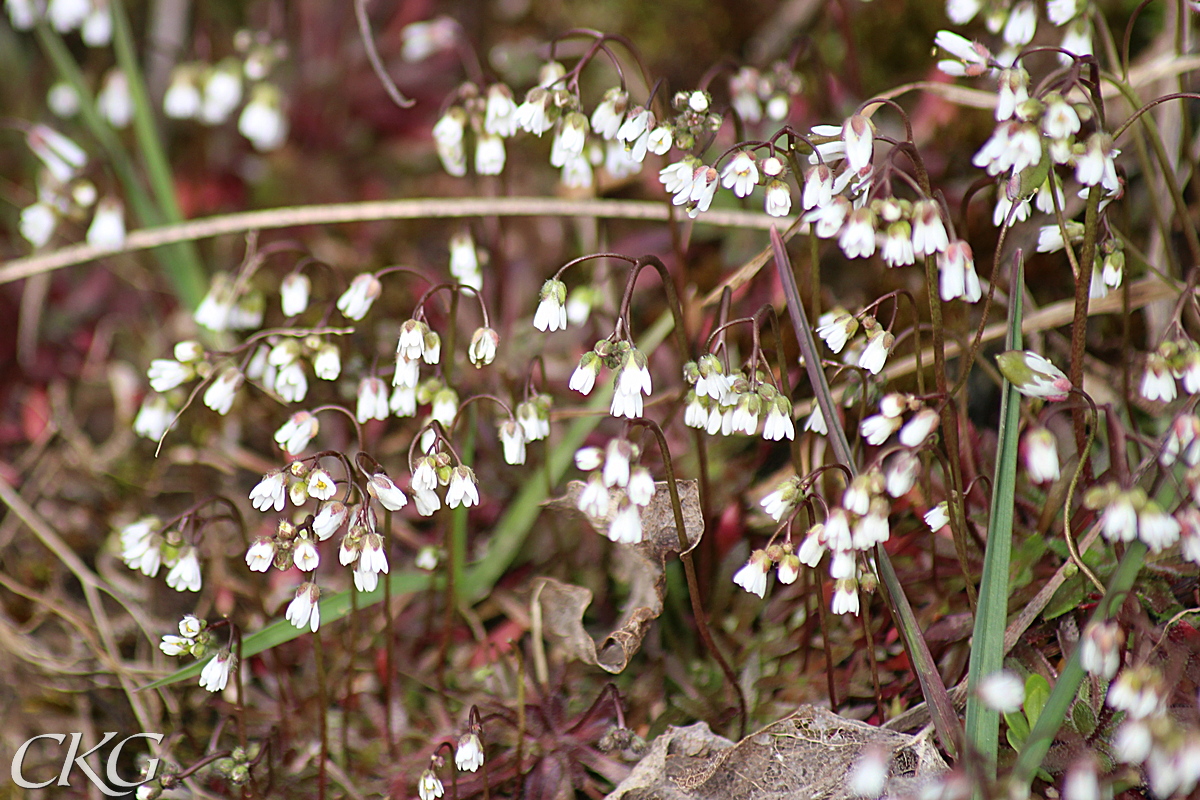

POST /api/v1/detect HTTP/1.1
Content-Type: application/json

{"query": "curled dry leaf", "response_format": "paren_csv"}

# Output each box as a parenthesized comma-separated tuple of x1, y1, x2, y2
(606, 707, 948, 800)
(536, 479, 702, 673)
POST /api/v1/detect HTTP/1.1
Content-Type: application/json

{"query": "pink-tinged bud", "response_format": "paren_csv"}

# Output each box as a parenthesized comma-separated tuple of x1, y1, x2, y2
(996, 350, 1072, 401)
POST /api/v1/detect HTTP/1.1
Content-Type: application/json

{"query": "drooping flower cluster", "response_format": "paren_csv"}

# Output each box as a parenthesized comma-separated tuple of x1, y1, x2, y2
(815, 310, 899, 376)
(158, 615, 237, 693)
(573, 440, 656, 544)
(118, 516, 204, 592)
(1106, 663, 1200, 797)
(681, 355, 795, 441)
(1137, 337, 1200, 405)
(568, 339, 653, 420)
(858, 393, 941, 449)
(408, 448, 480, 517)
(1083, 483, 1182, 554)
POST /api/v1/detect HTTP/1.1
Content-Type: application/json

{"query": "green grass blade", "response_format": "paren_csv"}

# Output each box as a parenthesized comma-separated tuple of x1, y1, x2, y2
(964, 256, 1025, 775)
(144, 311, 675, 689)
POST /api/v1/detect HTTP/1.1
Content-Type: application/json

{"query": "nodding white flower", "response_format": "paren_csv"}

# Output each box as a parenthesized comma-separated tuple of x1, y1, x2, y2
(858, 328, 894, 375)
(468, 327, 499, 367)
(816, 311, 858, 353)
(200, 60, 243, 124)
(994, 68, 1030, 121)
(353, 559, 380, 592)
(1061, 757, 1101, 800)
(368, 473, 408, 511)
(250, 470, 288, 512)
(978, 669, 1025, 712)
(534, 278, 568, 332)
(447, 230, 482, 291)
(433, 108, 468, 174)
(412, 457, 440, 494)
(456, 732, 485, 772)
(312, 501, 348, 540)
(684, 394, 708, 428)
(415, 545, 440, 570)
(239, 83, 288, 151)
(831, 579, 860, 615)
(602, 440, 632, 487)
(97, 68, 134, 128)
(399, 16, 456, 61)
(839, 207, 877, 259)
(855, 501, 891, 548)
(199, 650, 236, 693)
(1003, 1, 1038, 46)
(418, 769, 444, 800)
(20, 202, 58, 248)
(311, 342, 341, 381)
(803, 164, 833, 210)
(431, 387, 459, 426)
(900, 408, 940, 447)
(761, 478, 802, 521)
(591, 88, 628, 140)
(1022, 426, 1060, 483)
(396, 319, 428, 362)
(733, 551, 771, 598)
(721, 151, 760, 198)
(934, 30, 991, 74)
(730, 392, 761, 436)
(616, 106, 654, 147)
(28, 124, 88, 183)
(881, 221, 915, 267)
(275, 411, 320, 455)
(550, 112, 589, 168)
(993, 192, 1032, 228)
(687, 166, 720, 218)
(996, 350, 1072, 401)
(911, 200, 948, 256)
(1059, 19, 1092, 63)
(660, 158, 699, 198)
(245, 538, 276, 572)
(561, 154, 594, 188)
(924, 501, 950, 531)
(1079, 620, 1121, 679)
(160, 634, 193, 657)
(414, 489, 441, 516)
(392, 355, 421, 391)
(202, 367, 243, 415)
(302, 468, 333, 502)
(805, 404, 828, 435)
(842, 114, 874, 173)
(446, 466, 479, 508)
(848, 747, 890, 798)
(608, 503, 643, 544)
(1107, 666, 1162, 719)
(763, 397, 795, 441)
(1113, 719, 1152, 764)
(973, 121, 1042, 177)
(1140, 353, 1177, 403)
(804, 195, 851, 239)
(843, 475, 874, 516)
(166, 547, 203, 592)
(498, 420, 526, 466)
(1138, 501, 1180, 552)
(576, 474, 610, 518)
(612, 349, 653, 419)
(1075, 133, 1120, 194)
(164, 65, 202, 119)
(484, 84, 519, 137)
(286, 582, 321, 632)
(1042, 94, 1081, 141)
(86, 197, 125, 250)
(884, 451, 920, 498)
(357, 377, 390, 423)
(1162, 414, 1200, 467)
(796, 525, 824, 567)
(764, 180, 792, 217)
(359, 533, 390, 576)
(293, 538, 320, 572)
(646, 125, 673, 156)
(517, 398, 551, 442)
(280, 272, 311, 317)
(823, 508, 853, 552)
(337, 273, 382, 321)
(148, 359, 194, 393)
(1047, 0, 1078, 25)
(475, 134, 506, 175)
(626, 468, 655, 507)
(1036, 222, 1084, 254)
(275, 361, 309, 403)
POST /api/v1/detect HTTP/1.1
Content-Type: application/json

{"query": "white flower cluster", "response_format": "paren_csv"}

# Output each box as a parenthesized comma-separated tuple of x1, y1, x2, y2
(681, 354, 795, 441)
(7, 0, 112, 44)
(408, 450, 480, 517)
(1106, 663, 1200, 798)
(943, 0, 1093, 66)
(574, 440, 656, 544)
(815, 310, 901, 375)
(568, 340, 653, 420)
(1137, 338, 1200, 405)
(17, 125, 127, 251)
(118, 516, 204, 592)
(858, 393, 941, 449)
(158, 615, 238, 693)
(162, 31, 290, 151)
(727, 62, 803, 126)
(1083, 483, 1188, 554)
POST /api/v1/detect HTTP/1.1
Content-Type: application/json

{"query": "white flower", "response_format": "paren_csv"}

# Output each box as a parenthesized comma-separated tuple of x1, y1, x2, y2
(281, 272, 311, 317)
(1106, 666, 1161, 719)
(764, 180, 792, 217)
(534, 279, 568, 332)
(148, 359, 194, 393)
(415, 546, 439, 570)
(275, 361, 308, 403)
(885, 451, 920, 497)
(275, 411, 319, 454)
(393, 354, 421, 390)
(178, 614, 203, 638)
(359, 533, 390, 576)
(831, 579, 860, 615)
(293, 538, 320, 572)
(200, 61, 243, 124)
(804, 196, 851, 238)
(934, 30, 990, 72)
(499, 420, 526, 465)
(1078, 620, 1120, 679)
(686, 166, 719, 218)
(607, 503, 643, 544)
(246, 539, 275, 572)
(86, 197, 125, 250)
(166, 547, 202, 592)
(1137, 502, 1180, 552)
(627, 468, 656, 507)
(721, 151, 759, 198)
(1075, 133, 1120, 194)
(816, 311, 858, 353)
(550, 112, 589, 167)
(858, 329, 893, 375)
(475, 134, 506, 175)
(310, 342, 340, 381)
(1140, 354, 1176, 403)
(763, 397, 795, 441)
(761, 478, 801, 521)
(98, 69, 134, 128)
(238, 83, 288, 151)
(591, 88, 628, 139)
(250, 470, 288, 512)
(611, 349, 652, 419)
(468, 327, 499, 367)
(660, 158, 698, 198)
(418, 769, 444, 800)
(973, 122, 1042, 177)
(456, 733, 485, 772)
(286, 583, 321, 632)
(848, 747, 889, 798)
(839, 207, 877, 259)
(1112, 719, 1151, 764)
(20, 202, 57, 248)
(899, 408, 939, 447)
(516, 89, 555, 136)
(978, 670, 1025, 712)
(446, 466, 479, 508)
(202, 368, 243, 415)
(312, 502, 348, 540)
(842, 114, 874, 173)
(431, 387, 459, 426)
(306, 468, 336, 501)
(1047, 0, 1078, 25)
(357, 377, 390, 423)
(732, 551, 770, 598)
(576, 474, 609, 518)
(368, 473, 408, 511)
(803, 165, 833, 210)
(995, 67, 1030, 121)
(1003, 1, 1038, 46)
(805, 405, 828, 435)
(337, 273, 382, 320)
(924, 502, 950, 531)
(160, 634, 193, 657)
(911, 200, 949, 256)
(164, 67, 202, 119)
(413, 489, 441, 516)
(400, 17, 456, 61)
(199, 651, 235, 693)
(484, 84, 519, 137)
(603, 440, 632, 487)
(996, 351, 1072, 401)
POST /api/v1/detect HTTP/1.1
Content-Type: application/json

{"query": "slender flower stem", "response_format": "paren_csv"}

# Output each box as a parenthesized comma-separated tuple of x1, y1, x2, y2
(1070, 186, 1103, 482)
(313, 628, 328, 800)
